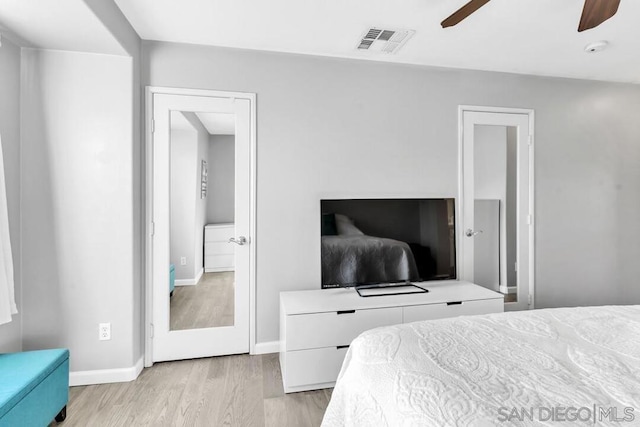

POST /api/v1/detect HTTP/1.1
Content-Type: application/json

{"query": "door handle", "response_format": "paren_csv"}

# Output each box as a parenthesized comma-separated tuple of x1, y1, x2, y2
(465, 229, 483, 237)
(228, 236, 248, 245)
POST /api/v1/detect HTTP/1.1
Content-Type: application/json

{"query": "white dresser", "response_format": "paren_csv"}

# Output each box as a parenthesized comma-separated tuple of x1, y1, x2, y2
(204, 223, 235, 272)
(279, 281, 503, 393)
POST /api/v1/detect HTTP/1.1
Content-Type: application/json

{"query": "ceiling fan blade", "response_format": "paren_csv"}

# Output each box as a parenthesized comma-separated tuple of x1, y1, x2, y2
(578, 0, 621, 32)
(441, 0, 492, 28)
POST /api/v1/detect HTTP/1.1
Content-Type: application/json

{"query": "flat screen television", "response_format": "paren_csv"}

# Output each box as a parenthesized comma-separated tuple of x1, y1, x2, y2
(320, 198, 456, 288)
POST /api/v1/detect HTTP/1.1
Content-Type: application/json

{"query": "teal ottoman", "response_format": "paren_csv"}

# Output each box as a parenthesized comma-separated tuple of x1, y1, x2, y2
(0, 349, 69, 426)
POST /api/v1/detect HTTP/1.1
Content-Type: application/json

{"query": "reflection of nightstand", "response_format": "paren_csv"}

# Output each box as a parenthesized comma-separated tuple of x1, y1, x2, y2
(204, 223, 235, 272)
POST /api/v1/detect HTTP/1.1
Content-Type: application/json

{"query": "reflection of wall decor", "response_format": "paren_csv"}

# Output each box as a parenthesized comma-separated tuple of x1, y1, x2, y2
(201, 160, 208, 198)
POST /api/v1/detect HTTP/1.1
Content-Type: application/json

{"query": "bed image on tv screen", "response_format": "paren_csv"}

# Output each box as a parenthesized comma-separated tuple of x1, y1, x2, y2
(320, 198, 456, 288)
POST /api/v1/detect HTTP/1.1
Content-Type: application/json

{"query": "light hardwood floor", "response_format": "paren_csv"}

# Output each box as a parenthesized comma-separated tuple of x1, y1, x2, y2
(504, 293, 517, 303)
(170, 272, 235, 330)
(54, 354, 331, 427)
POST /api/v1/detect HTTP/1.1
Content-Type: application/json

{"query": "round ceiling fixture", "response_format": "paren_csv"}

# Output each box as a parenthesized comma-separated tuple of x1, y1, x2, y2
(584, 41, 609, 53)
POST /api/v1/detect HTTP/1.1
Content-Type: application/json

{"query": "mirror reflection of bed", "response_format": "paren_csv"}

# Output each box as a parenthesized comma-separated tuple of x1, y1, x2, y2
(321, 198, 456, 288)
(168, 110, 236, 331)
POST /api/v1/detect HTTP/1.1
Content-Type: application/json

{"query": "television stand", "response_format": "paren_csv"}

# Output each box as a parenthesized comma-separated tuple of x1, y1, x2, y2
(355, 282, 428, 297)
(279, 281, 504, 393)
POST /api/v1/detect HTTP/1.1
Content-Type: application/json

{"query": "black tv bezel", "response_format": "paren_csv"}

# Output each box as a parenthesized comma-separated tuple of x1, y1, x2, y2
(320, 197, 457, 289)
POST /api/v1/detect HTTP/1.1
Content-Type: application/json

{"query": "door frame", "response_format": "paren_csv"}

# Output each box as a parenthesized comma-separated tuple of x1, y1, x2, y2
(144, 86, 257, 367)
(457, 105, 535, 309)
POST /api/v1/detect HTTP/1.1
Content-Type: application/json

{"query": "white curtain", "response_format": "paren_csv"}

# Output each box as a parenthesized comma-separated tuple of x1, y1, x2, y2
(0, 134, 16, 325)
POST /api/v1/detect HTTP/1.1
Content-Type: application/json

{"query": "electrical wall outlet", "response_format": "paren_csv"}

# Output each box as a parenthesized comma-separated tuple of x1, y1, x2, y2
(99, 323, 111, 341)
(180, 257, 187, 266)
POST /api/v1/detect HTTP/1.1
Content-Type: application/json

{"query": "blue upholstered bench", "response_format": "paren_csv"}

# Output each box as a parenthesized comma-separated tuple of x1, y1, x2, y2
(0, 349, 69, 426)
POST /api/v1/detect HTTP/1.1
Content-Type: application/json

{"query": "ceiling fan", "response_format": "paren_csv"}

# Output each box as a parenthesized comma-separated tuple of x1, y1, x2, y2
(441, 0, 621, 32)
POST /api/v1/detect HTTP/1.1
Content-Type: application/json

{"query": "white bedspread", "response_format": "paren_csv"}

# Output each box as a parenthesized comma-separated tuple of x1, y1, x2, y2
(322, 306, 640, 426)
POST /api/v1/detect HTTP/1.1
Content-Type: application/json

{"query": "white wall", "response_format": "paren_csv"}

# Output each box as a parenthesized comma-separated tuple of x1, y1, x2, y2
(21, 49, 137, 372)
(169, 112, 209, 282)
(475, 126, 507, 200)
(474, 125, 506, 291)
(0, 36, 22, 352)
(506, 127, 517, 287)
(189, 114, 209, 280)
(170, 119, 198, 281)
(143, 41, 640, 345)
(85, 0, 144, 367)
(474, 125, 519, 290)
(206, 135, 235, 224)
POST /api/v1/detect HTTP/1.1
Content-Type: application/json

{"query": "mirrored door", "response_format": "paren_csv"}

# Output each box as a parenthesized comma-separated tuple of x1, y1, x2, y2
(461, 110, 533, 311)
(169, 111, 237, 331)
(150, 91, 254, 362)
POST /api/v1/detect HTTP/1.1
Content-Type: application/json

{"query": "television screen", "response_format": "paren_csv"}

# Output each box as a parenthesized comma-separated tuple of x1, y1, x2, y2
(321, 198, 456, 288)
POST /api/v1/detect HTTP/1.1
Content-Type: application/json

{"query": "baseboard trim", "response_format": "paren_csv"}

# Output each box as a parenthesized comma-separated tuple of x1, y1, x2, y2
(499, 285, 517, 294)
(253, 340, 280, 355)
(204, 267, 235, 273)
(69, 356, 144, 386)
(175, 268, 204, 286)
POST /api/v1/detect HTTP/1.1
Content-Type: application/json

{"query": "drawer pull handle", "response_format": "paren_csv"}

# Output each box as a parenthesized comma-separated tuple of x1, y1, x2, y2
(337, 310, 356, 315)
(447, 301, 463, 306)
(337, 345, 350, 350)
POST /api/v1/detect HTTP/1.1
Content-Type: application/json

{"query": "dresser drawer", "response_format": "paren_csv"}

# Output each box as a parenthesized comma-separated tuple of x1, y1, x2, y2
(205, 241, 234, 256)
(285, 307, 402, 351)
(403, 298, 503, 323)
(205, 225, 235, 242)
(282, 347, 349, 390)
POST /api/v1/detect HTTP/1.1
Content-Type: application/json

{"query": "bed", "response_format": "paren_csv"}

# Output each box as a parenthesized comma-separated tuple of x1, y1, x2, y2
(322, 305, 640, 426)
(321, 235, 420, 286)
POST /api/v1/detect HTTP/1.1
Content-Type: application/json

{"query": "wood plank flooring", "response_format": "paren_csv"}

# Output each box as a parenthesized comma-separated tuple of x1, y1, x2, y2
(170, 272, 235, 330)
(54, 354, 331, 427)
(504, 293, 517, 303)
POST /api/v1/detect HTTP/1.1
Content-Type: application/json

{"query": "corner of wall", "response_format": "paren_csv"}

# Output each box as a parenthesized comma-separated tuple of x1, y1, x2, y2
(0, 35, 23, 353)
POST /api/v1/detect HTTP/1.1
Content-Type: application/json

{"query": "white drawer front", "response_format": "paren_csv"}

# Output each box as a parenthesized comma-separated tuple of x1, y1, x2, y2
(283, 347, 348, 389)
(403, 298, 503, 323)
(205, 226, 235, 242)
(205, 241, 234, 256)
(204, 254, 235, 269)
(286, 307, 402, 351)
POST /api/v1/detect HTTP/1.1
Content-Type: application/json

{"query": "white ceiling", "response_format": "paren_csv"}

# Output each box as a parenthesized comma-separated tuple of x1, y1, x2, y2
(0, 0, 126, 54)
(195, 113, 235, 136)
(114, 0, 640, 83)
(171, 111, 235, 135)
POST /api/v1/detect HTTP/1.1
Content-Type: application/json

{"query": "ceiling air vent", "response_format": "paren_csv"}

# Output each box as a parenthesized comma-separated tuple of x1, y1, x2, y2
(356, 27, 415, 54)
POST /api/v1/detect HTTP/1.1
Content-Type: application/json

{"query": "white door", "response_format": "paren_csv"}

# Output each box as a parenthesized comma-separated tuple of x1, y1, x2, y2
(460, 109, 534, 311)
(473, 200, 500, 292)
(150, 91, 253, 362)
